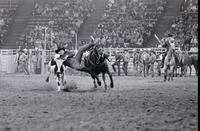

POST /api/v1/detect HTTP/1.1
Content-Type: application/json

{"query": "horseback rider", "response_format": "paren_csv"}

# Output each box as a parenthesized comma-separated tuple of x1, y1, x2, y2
(160, 33, 179, 68)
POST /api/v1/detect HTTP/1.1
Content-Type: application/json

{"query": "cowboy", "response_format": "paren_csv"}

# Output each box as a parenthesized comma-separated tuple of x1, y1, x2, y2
(15, 49, 23, 72)
(17, 49, 30, 75)
(112, 50, 122, 76)
(132, 49, 141, 76)
(156, 52, 163, 76)
(48, 46, 74, 71)
(122, 50, 130, 76)
(149, 50, 157, 77)
(160, 33, 176, 68)
(55, 46, 75, 59)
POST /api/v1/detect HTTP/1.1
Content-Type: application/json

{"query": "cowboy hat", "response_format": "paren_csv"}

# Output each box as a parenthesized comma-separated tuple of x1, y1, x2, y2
(55, 47, 65, 54)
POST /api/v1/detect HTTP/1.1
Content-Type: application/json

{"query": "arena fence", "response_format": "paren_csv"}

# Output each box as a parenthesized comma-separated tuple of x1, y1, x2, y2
(0, 48, 198, 74)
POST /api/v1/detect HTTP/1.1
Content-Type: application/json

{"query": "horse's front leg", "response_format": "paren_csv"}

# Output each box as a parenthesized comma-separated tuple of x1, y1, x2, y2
(90, 74, 97, 88)
(143, 62, 146, 77)
(93, 78, 97, 88)
(180, 66, 184, 77)
(95, 74, 101, 86)
(102, 73, 107, 91)
(189, 65, 192, 76)
(89, 73, 98, 88)
(163, 65, 167, 82)
(169, 66, 174, 81)
(184, 66, 187, 77)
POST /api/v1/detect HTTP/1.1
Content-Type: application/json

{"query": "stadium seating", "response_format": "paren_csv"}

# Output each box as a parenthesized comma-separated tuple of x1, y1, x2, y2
(164, 0, 198, 50)
(91, 0, 167, 48)
(19, 0, 94, 50)
(0, 1, 18, 45)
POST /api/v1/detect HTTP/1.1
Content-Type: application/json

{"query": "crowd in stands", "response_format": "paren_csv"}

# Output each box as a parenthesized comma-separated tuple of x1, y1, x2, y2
(91, 0, 167, 48)
(164, 0, 198, 51)
(0, 7, 16, 45)
(19, 0, 95, 50)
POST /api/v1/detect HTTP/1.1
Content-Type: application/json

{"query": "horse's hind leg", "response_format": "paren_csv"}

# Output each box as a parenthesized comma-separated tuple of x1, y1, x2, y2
(170, 67, 174, 81)
(102, 73, 107, 90)
(168, 72, 171, 81)
(92, 76, 97, 88)
(189, 66, 192, 76)
(147, 65, 150, 76)
(96, 75, 101, 86)
(143, 63, 146, 77)
(89, 73, 97, 88)
(184, 66, 187, 77)
(93, 79, 97, 88)
(163, 66, 167, 82)
(106, 70, 114, 88)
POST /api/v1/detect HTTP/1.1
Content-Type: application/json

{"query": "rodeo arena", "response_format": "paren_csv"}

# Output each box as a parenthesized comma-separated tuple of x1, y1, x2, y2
(0, 0, 198, 130)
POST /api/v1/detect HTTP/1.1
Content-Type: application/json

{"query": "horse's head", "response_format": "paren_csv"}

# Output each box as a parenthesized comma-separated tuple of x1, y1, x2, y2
(90, 44, 105, 64)
(161, 41, 169, 49)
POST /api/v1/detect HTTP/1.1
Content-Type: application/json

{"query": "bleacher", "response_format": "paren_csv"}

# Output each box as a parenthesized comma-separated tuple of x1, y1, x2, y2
(0, 0, 18, 45)
(91, 0, 167, 48)
(18, 0, 94, 50)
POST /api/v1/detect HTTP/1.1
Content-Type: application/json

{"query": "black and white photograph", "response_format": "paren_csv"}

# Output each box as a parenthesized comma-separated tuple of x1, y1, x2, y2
(0, 0, 198, 130)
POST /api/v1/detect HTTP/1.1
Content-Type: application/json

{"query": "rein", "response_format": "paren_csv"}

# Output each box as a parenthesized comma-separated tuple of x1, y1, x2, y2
(87, 48, 105, 66)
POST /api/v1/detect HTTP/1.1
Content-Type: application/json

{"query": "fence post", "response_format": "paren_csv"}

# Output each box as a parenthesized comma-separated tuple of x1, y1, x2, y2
(41, 50, 45, 75)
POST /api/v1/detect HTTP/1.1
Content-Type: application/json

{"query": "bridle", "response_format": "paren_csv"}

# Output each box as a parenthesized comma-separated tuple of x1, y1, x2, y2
(89, 45, 104, 65)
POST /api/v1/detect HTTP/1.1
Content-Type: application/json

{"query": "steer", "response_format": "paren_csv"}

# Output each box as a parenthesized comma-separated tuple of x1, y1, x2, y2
(45, 58, 68, 91)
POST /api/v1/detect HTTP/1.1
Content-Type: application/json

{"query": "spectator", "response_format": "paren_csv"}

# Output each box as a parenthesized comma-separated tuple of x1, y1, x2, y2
(122, 50, 130, 76)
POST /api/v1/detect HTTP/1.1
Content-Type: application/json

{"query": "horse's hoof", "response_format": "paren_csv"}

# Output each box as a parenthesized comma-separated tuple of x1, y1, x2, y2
(97, 81, 101, 86)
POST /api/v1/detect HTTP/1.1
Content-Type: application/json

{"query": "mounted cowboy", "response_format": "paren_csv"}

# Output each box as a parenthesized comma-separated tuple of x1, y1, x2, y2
(160, 33, 179, 68)
(159, 33, 178, 81)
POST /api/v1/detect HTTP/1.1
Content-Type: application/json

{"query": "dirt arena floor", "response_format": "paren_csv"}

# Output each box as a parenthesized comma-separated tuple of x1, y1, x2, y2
(0, 73, 198, 131)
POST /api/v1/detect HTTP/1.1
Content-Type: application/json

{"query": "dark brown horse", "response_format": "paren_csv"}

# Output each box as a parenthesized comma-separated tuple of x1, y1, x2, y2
(83, 44, 114, 90)
(178, 52, 198, 77)
(62, 44, 113, 90)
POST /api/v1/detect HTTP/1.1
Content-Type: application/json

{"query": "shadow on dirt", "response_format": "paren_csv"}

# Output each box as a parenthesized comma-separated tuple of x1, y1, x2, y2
(62, 87, 107, 93)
